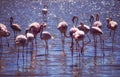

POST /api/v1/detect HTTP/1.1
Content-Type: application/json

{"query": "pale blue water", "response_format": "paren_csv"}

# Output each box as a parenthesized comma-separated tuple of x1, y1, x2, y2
(0, 0, 120, 77)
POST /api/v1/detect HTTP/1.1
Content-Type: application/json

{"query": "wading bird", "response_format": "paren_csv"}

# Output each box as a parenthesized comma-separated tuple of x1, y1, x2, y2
(0, 23, 10, 47)
(57, 21, 68, 40)
(93, 14, 102, 28)
(15, 34, 27, 66)
(77, 22, 91, 42)
(42, 5, 48, 22)
(40, 30, 53, 55)
(90, 15, 104, 55)
(106, 17, 118, 41)
(26, 22, 46, 50)
(69, 16, 79, 48)
(10, 17, 21, 39)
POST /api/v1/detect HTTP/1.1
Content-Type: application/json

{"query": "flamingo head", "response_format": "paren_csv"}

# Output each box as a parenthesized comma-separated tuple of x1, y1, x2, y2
(89, 15, 94, 24)
(106, 18, 111, 23)
(72, 16, 78, 24)
(10, 16, 13, 25)
(95, 13, 100, 21)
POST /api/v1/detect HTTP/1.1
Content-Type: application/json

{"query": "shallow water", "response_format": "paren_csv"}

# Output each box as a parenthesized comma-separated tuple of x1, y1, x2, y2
(0, 0, 120, 77)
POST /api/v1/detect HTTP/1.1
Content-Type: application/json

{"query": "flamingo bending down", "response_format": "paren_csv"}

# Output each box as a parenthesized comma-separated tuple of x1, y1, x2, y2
(90, 15, 104, 55)
(10, 17, 21, 39)
(25, 31, 34, 62)
(15, 34, 27, 66)
(73, 30, 85, 56)
(40, 31, 53, 55)
(57, 21, 69, 40)
(0, 23, 10, 47)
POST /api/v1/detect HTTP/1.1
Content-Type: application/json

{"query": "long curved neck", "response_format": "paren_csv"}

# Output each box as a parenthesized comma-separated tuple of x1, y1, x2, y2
(90, 15, 94, 27)
(72, 16, 78, 27)
(40, 28, 43, 39)
(96, 15, 100, 21)
(10, 17, 13, 26)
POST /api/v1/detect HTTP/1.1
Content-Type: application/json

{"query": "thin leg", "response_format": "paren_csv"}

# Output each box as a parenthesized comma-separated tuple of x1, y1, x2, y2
(86, 34, 91, 43)
(6, 37, 9, 47)
(17, 47, 19, 66)
(22, 46, 25, 67)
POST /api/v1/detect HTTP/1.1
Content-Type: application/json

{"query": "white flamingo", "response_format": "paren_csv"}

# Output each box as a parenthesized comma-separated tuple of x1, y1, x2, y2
(90, 15, 104, 54)
(40, 31, 53, 55)
(10, 17, 21, 39)
(25, 30, 34, 61)
(73, 30, 85, 56)
(69, 16, 79, 48)
(0, 23, 10, 47)
(26, 22, 46, 50)
(57, 21, 68, 40)
(15, 34, 27, 66)
(42, 5, 48, 22)
(93, 14, 102, 28)
(106, 17, 118, 41)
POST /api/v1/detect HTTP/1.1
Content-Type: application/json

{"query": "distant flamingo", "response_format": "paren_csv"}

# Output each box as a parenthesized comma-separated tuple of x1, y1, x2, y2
(0, 23, 10, 47)
(15, 34, 27, 66)
(40, 31, 53, 55)
(42, 5, 48, 22)
(69, 16, 79, 48)
(90, 15, 104, 53)
(10, 17, 21, 39)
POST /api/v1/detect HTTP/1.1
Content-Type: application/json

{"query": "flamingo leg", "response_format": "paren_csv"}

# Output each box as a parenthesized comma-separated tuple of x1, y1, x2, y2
(109, 30, 112, 38)
(86, 33, 91, 43)
(22, 46, 25, 68)
(99, 35, 105, 56)
(6, 37, 9, 47)
(112, 30, 116, 51)
(17, 46, 19, 67)
(81, 39, 84, 56)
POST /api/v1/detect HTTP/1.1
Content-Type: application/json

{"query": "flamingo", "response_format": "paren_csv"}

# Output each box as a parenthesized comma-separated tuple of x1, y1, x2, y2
(15, 34, 27, 66)
(90, 15, 104, 55)
(40, 31, 53, 55)
(93, 14, 102, 28)
(10, 17, 21, 39)
(77, 22, 91, 42)
(0, 23, 10, 47)
(69, 16, 79, 48)
(26, 22, 46, 50)
(57, 21, 68, 40)
(25, 30, 34, 61)
(42, 5, 48, 22)
(73, 30, 85, 55)
(106, 17, 118, 50)
(106, 17, 118, 41)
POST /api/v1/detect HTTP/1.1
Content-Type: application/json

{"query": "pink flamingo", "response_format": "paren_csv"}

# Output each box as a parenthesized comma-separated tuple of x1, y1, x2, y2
(40, 30, 53, 55)
(10, 17, 21, 39)
(90, 15, 104, 55)
(15, 34, 27, 66)
(69, 16, 79, 48)
(0, 23, 10, 47)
